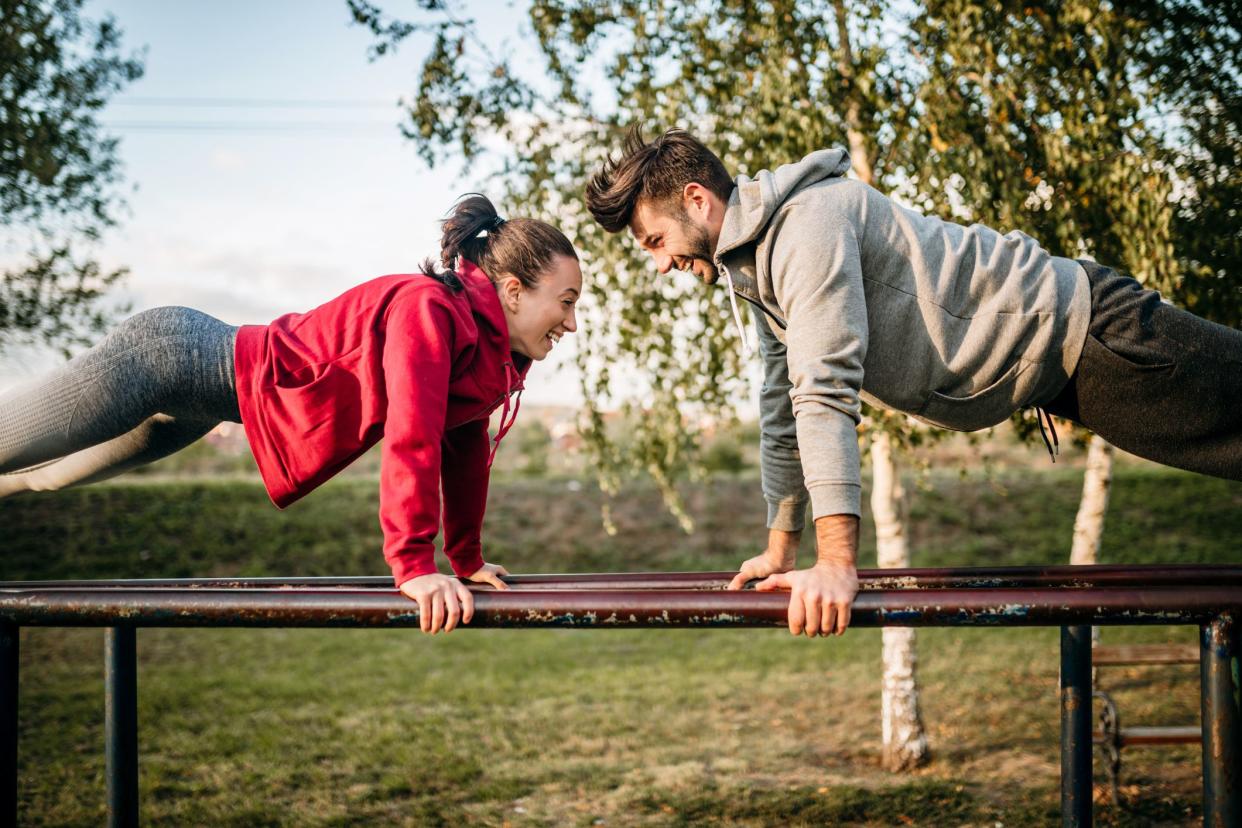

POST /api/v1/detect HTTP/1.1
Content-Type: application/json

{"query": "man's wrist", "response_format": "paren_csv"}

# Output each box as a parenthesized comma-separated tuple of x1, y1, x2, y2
(765, 528, 801, 568)
(813, 513, 860, 567)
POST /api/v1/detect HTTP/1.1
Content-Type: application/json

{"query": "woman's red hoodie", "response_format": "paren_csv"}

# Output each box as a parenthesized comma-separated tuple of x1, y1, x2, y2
(232, 260, 528, 586)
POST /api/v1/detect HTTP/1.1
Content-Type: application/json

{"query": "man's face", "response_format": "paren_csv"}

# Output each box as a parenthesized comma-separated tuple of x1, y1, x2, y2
(630, 198, 721, 286)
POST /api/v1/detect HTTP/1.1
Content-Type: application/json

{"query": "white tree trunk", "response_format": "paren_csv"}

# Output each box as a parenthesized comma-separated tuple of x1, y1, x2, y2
(871, 431, 930, 771)
(1071, 434, 1115, 567)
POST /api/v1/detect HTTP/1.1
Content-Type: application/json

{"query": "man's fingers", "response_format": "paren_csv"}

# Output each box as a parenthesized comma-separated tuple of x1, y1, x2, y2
(727, 572, 748, 591)
(822, 604, 838, 640)
(755, 573, 790, 592)
(786, 589, 805, 636)
(803, 593, 821, 637)
(836, 602, 851, 636)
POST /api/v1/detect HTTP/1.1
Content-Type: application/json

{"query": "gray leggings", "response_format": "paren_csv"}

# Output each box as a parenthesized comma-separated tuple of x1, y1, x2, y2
(0, 307, 240, 497)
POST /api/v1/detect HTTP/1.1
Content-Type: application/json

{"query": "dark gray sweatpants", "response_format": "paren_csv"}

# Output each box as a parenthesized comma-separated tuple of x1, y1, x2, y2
(1043, 261, 1242, 479)
(0, 307, 240, 497)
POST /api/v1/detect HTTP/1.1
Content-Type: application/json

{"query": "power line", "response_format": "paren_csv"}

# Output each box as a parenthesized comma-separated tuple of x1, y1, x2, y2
(114, 96, 399, 109)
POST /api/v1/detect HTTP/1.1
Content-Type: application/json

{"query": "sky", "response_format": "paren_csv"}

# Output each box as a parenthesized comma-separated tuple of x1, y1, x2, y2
(1, 0, 586, 405)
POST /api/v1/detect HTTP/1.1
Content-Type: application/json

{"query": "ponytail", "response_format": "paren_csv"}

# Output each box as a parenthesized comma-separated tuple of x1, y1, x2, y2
(421, 193, 577, 292)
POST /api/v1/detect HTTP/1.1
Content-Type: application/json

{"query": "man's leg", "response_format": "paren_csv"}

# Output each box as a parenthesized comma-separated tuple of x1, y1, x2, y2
(1044, 261, 1242, 479)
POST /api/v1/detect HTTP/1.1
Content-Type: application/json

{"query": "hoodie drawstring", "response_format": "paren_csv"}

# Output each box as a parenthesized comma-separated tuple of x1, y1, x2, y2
(720, 264, 753, 357)
(487, 362, 523, 468)
(1036, 406, 1060, 462)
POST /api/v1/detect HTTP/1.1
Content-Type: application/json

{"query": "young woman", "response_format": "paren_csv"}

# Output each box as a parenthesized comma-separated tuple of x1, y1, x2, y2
(0, 195, 582, 633)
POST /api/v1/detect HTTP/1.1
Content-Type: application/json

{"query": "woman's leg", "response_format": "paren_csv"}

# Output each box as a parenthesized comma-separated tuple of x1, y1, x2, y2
(0, 306, 239, 494)
(0, 414, 219, 497)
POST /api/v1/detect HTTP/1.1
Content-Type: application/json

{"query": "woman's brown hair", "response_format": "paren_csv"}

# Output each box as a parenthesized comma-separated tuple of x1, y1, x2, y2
(422, 194, 577, 291)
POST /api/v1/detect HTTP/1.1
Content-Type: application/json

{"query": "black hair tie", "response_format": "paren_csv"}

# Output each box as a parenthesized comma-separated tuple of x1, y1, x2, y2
(487, 215, 506, 232)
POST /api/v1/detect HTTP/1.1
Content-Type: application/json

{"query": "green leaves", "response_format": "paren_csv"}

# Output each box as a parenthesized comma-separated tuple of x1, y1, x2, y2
(1, 0, 143, 353)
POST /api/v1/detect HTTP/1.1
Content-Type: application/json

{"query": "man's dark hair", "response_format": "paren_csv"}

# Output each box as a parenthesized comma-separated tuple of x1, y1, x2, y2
(585, 128, 734, 233)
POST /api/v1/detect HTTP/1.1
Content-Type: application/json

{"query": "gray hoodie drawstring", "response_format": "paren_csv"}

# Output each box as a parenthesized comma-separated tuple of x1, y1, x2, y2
(720, 264, 753, 357)
(1036, 406, 1060, 462)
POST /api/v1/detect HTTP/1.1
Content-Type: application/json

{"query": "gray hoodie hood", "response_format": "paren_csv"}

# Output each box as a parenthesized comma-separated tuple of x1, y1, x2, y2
(713, 149, 853, 351)
(717, 148, 853, 259)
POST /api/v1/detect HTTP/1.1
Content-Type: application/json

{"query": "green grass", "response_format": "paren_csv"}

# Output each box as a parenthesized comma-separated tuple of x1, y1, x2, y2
(2, 467, 1239, 825)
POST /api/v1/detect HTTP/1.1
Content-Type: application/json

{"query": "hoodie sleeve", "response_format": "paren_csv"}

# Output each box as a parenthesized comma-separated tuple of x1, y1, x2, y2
(379, 294, 455, 586)
(438, 419, 490, 578)
(755, 312, 809, 531)
(765, 200, 867, 519)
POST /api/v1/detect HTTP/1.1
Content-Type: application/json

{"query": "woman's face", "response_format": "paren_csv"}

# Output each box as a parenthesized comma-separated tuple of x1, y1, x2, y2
(500, 254, 582, 360)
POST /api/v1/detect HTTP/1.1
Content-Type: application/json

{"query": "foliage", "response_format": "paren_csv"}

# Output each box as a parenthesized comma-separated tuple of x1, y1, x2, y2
(350, 0, 1242, 519)
(0, 0, 144, 354)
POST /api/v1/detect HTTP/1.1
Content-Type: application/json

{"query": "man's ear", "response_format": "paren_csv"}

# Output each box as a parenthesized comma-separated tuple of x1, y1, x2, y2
(498, 274, 523, 312)
(682, 182, 713, 221)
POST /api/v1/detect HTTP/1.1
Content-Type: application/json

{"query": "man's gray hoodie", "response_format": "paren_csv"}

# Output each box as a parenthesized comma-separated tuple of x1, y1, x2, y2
(713, 149, 1090, 529)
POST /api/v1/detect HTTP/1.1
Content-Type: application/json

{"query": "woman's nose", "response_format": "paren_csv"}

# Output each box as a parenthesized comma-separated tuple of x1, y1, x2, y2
(563, 307, 577, 333)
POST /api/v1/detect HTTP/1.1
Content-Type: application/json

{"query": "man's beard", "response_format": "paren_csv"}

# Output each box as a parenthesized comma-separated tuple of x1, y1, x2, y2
(679, 215, 720, 286)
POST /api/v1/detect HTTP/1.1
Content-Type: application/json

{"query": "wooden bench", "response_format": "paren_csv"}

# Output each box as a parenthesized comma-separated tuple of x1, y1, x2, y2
(1091, 643, 1201, 805)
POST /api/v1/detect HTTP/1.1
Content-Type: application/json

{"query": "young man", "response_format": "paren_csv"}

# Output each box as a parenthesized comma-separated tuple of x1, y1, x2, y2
(585, 129, 1242, 637)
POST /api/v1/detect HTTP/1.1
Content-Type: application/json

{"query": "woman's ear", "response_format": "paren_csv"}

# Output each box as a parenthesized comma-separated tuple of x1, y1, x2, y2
(498, 274, 523, 313)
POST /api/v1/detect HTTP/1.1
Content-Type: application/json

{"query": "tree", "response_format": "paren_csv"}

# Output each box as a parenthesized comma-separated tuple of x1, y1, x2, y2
(1, 0, 144, 354)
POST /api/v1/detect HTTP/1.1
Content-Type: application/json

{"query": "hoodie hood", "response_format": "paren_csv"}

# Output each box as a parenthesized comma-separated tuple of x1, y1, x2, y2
(713, 148, 853, 352)
(716, 148, 853, 260)
(457, 257, 532, 379)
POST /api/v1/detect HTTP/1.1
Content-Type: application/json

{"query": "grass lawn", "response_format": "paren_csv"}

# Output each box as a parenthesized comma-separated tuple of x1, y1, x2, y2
(2, 466, 1240, 826)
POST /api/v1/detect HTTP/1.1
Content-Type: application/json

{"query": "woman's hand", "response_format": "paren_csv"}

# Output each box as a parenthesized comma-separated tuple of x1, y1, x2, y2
(464, 561, 510, 591)
(399, 573, 475, 634)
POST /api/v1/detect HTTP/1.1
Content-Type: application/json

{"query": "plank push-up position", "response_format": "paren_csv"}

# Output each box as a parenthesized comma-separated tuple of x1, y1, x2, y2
(0, 195, 582, 634)
(585, 129, 1242, 637)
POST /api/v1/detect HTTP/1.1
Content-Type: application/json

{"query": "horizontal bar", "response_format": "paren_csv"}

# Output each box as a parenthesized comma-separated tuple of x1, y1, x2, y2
(6, 564, 1242, 593)
(0, 584, 1238, 628)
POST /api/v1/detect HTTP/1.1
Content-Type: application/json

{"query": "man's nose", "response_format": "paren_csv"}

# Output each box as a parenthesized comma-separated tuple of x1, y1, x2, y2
(654, 252, 673, 274)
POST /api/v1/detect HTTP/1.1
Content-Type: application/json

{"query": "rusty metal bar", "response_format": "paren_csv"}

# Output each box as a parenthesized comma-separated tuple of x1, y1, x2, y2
(105, 627, 138, 828)
(0, 584, 1239, 628)
(7, 563, 1242, 592)
(1060, 625, 1092, 827)
(1201, 613, 1241, 827)
(0, 622, 16, 827)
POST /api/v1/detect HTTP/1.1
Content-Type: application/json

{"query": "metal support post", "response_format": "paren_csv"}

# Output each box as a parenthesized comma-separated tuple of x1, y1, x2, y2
(1061, 625, 1092, 828)
(106, 626, 138, 828)
(1200, 613, 1240, 828)
(0, 622, 17, 826)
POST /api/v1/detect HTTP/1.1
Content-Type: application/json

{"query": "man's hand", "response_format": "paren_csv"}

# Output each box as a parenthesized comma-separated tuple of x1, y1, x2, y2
(727, 528, 801, 590)
(399, 573, 475, 634)
(747, 514, 860, 636)
(755, 561, 859, 636)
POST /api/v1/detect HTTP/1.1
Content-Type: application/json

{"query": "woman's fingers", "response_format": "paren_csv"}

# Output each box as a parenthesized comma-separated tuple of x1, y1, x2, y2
(457, 583, 475, 625)
(430, 591, 446, 634)
(418, 594, 431, 634)
(443, 587, 462, 633)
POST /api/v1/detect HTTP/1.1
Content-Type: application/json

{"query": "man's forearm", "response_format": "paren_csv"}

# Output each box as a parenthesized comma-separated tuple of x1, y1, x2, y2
(814, 513, 859, 567)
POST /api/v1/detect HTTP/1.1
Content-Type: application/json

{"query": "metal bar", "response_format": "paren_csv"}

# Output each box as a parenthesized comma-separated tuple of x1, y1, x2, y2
(1060, 625, 1092, 827)
(1201, 613, 1241, 828)
(0, 585, 1239, 628)
(6, 563, 1242, 592)
(0, 622, 17, 827)
(105, 627, 139, 828)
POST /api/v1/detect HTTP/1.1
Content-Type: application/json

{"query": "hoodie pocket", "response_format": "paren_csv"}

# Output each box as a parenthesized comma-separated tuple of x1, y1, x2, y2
(916, 360, 1030, 431)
